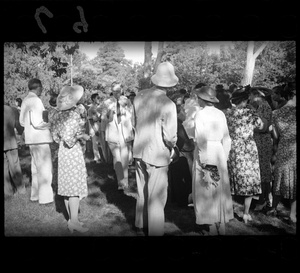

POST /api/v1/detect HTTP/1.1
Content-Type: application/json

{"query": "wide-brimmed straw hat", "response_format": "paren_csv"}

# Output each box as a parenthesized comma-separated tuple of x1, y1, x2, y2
(57, 85, 84, 111)
(151, 62, 179, 87)
(194, 86, 219, 103)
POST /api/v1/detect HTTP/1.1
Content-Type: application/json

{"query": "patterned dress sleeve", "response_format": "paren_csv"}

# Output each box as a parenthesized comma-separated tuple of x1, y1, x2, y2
(249, 108, 263, 129)
(62, 110, 83, 148)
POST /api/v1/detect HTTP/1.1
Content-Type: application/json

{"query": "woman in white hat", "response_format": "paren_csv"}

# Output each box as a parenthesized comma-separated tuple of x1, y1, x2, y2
(193, 86, 234, 235)
(52, 85, 90, 233)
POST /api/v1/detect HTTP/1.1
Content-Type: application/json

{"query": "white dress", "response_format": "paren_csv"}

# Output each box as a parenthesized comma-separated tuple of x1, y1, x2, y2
(193, 106, 234, 225)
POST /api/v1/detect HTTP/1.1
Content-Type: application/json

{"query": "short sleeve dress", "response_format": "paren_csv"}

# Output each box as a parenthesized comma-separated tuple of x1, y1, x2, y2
(272, 105, 296, 199)
(225, 107, 262, 196)
(51, 107, 88, 199)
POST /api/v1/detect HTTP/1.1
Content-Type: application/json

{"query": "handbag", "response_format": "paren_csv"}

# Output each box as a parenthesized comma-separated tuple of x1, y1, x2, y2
(200, 163, 220, 188)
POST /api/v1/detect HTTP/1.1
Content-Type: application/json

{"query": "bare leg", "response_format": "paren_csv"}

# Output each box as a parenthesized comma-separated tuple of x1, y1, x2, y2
(243, 196, 253, 223)
(244, 196, 253, 215)
(67, 196, 88, 233)
(69, 196, 80, 224)
(64, 197, 70, 219)
(290, 199, 296, 222)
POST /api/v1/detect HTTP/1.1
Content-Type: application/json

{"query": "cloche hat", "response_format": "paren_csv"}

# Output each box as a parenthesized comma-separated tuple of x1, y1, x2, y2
(151, 62, 179, 87)
(194, 86, 219, 103)
(57, 85, 84, 111)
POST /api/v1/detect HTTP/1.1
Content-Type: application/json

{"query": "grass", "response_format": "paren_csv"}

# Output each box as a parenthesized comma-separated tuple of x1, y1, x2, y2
(4, 145, 296, 237)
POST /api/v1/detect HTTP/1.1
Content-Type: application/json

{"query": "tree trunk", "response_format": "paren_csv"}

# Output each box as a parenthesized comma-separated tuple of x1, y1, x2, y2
(70, 54, 73, 86)
(144, 42, 152, 78)
(153, 41, 165, 73)
(141, 42, 152, 89)
(241, 41, 269, 86)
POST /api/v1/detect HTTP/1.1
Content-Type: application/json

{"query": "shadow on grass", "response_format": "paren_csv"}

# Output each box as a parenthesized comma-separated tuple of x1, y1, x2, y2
(86, 158, 137, 230)
(250, 223, 292, 235)
(164, 199, 196, 234)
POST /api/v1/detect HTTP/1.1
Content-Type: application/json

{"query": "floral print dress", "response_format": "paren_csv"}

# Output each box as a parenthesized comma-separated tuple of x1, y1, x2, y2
(272, 105, 296, 199)
(225, 107, 262, 196)
(51, 107, 88, 199)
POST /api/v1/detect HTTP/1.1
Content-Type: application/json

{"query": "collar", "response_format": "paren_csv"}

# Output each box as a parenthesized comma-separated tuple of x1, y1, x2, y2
(28, 91, 38, 97)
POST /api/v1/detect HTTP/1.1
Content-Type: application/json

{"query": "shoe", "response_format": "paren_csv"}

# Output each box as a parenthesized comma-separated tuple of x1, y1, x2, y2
(69, 219, 84, 227)
(17, 186, 26, 195)
(254, 201, 267, 211)
(243, 214, 252, 224)
(135, 227, 145, 236)
(188, 193, 193, 204)
(266, 208, 277, 217)
(68, 220, 88, 233)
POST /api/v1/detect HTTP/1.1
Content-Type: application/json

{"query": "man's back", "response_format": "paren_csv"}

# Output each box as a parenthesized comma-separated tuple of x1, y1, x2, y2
(133, 86, 177, 167)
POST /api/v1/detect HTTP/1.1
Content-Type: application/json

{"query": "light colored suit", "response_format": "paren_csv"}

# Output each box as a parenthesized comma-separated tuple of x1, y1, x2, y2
(19, 92, 53, 204)
(133, 86, 177, 236)
(88, 103, 102, 161)
(101, 96, 134, 189)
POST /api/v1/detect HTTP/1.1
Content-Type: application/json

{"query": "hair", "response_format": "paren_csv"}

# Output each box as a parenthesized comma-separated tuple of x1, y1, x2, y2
(231, 95, 248, 106)
(202, 99, 215, 106)
(28, 78, 42, 90)
(91, 93, 99, 101)
(111, 81, 122, 90)
(15, 98, 22, 107)
(282, 81, 296, 101)
(231, 86, 250, 106)
(194, 82, 206, 89)
(229, 83, 237, 93)
(215, 84, 224, 92)
(272, 85, 284, 94)
(183, 93, 190, 103)
(179, 89, 187, 95)
(49, 93, 58, 107)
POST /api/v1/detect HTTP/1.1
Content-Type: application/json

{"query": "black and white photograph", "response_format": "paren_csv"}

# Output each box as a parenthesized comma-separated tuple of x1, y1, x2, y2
(4, 40, 296, 236)
(2, 0, 298, 266)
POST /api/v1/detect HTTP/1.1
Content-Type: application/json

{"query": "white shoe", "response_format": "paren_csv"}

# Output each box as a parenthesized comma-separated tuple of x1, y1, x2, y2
(68, 220, 88, 233)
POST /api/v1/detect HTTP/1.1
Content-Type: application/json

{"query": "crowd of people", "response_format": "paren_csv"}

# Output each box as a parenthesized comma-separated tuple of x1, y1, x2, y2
(4, 61, 296, 236)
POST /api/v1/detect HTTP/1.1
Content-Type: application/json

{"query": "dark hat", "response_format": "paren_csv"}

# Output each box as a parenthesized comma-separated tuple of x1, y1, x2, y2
(250, 86, 272, 97)
(231, 85, 251, 102)
(194, 86, 219, 103)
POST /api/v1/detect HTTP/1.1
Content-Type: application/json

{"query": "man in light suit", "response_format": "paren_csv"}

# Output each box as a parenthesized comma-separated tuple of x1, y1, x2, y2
(133, 62, 178, 236)
(4, 104, 26, 197)
(19, 78, 54, 205)
(88, 93, 102, 163)
(101, 82, 134, 190)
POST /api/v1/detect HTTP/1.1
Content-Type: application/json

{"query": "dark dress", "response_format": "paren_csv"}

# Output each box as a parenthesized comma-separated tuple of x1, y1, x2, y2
(272, 105, 296, 199)
(253, 100, 273, 204)
(168, 118, 194, 206)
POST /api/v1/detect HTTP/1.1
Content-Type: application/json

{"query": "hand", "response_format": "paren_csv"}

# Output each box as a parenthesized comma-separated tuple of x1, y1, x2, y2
(82, 134, 91, 141)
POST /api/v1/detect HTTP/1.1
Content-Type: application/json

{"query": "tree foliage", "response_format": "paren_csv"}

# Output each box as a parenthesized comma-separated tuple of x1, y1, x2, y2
(4, 41, 295, 107)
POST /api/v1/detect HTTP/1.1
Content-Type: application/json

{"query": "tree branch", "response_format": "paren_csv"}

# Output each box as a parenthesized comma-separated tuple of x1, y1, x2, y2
(253, 41, 269, 59)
